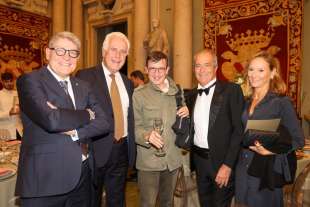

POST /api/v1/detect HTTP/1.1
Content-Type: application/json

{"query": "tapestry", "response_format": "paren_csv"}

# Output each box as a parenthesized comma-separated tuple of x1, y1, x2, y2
(204, 0, 303, 113)
(0, 5, 50, 83)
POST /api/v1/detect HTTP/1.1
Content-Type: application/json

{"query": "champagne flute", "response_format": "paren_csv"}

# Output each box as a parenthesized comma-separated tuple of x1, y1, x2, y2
(153, 118, 166, 157)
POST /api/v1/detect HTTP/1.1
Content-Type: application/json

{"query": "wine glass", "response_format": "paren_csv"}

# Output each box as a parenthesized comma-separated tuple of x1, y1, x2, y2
(153, 118, 166, 157)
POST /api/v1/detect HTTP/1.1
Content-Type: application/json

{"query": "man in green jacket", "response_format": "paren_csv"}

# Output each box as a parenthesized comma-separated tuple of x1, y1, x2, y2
(133, 51, 189, 206)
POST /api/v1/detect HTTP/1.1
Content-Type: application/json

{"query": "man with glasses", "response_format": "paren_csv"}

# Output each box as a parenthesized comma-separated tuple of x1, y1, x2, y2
(186, 49, 244, 207)
(15, 31, 111, 207)
(133, 51, 189, 206)
(76, 32, 136, 207)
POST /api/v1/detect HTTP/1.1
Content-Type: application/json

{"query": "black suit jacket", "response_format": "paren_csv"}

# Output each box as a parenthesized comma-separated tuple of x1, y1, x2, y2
(15, 67, 111, 197)
(186, 80, 244, 171)
(76, 65, 136, 168)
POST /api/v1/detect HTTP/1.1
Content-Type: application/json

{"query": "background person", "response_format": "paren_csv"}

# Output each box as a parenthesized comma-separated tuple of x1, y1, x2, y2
(0, 72, 22, 140)
(130, 70, 145, 89)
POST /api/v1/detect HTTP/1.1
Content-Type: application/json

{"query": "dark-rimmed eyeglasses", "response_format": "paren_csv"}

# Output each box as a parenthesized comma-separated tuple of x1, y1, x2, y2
(148, 67, 167, 73)
(49, 48, 80, 58)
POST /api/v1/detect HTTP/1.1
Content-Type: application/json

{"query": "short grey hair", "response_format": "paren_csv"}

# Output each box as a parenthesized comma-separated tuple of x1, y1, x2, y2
(102, 32, 130, 53)
(194, 49, 218, 68)
(48, 31, 81, 50)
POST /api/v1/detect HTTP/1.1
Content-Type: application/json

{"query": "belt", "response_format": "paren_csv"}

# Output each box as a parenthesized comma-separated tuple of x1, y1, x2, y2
(193, 145, 210, 159)
(113, 136, 127, 144)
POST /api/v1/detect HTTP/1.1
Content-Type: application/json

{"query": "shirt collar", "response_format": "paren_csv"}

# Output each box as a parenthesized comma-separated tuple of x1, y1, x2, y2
(47, 65, 70, 82)
(198, 78, 217, 89)
(101, 62, 120, 78)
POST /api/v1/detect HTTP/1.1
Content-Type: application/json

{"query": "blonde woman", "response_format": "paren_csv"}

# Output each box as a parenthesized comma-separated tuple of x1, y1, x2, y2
(235, 51, 305, 207)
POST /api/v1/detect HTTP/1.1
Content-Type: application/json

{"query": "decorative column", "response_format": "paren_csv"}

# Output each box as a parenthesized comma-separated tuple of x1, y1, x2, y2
(72, 0, 84, 68)
(133, 0, 149, 72)
(173, 0, 193, 88)
(52, 0, 66, 34)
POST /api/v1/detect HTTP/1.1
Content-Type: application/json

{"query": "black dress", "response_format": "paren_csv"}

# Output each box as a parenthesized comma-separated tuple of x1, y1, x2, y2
(235, 92, 304, 207)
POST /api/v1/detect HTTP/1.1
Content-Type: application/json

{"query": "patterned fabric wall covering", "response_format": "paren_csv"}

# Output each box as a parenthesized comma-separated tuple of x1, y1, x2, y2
(204, 0, 303, 114)
(0, 5, 50, 80)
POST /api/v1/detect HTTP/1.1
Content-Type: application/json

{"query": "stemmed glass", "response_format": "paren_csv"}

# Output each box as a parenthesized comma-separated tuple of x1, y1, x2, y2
(153, 118, 166, 157)
(0, 137, 9, 164)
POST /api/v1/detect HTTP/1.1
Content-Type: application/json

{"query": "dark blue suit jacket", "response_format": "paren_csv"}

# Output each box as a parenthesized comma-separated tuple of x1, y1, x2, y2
(15, 67, 111, 197)
(76, 65, 136, 168)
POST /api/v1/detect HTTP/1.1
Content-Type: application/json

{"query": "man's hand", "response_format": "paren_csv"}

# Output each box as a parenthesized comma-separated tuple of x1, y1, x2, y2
(215, 164, 231, 188)
(86, 108, 95, 120)
(176, 106, 189, 118)
(47, 101, 57, 109)
(147, 130, 164, 149)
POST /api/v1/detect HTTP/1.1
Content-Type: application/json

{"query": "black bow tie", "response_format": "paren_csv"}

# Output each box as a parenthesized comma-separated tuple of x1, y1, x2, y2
(197, 82, 216, 96)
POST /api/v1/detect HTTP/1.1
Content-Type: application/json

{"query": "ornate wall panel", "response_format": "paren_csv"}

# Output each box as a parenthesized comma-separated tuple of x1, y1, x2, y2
(0, 5, 50, 79)
(204, 0, 303, 112)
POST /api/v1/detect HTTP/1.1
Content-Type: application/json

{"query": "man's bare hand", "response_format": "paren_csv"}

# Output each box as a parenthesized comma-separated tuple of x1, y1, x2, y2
(215, 164, 231, 188)
(147, 130, 164, 149)
(47, 101, 57, 109)
(86, 109, 95, 120)
(176, 106, 189, 118)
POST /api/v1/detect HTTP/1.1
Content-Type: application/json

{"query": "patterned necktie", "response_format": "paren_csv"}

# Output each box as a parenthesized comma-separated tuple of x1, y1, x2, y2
(59, 80, 74, 108)
(197, 82, 216, 96)
(59, 80, 69, 95)
(109, 74, 124, 141)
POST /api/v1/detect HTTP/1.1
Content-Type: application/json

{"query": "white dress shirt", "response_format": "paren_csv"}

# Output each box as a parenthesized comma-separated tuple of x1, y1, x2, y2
(48, 66, 79, 142)
(102, 63, 129, 138)
(193, 78, 217, 149)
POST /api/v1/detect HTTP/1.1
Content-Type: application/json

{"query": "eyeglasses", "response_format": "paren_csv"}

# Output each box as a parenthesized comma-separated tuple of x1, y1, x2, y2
(49, 48, 80, 58)
(148, 67, 167, 73)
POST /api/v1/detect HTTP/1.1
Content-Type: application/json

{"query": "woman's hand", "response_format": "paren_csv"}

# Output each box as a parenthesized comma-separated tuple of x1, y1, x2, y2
(176, 106, 189, 118)
(249, 141, 275, 156)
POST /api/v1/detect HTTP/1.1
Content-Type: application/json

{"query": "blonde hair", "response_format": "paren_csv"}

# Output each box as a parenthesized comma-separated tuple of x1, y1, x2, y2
(48, 31, 81, 50)
(243, 51, 287, 97)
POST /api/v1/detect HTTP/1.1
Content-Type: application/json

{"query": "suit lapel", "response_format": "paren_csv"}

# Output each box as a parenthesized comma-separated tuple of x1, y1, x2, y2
(70, 77, 82, 109)
(95, 66, 113, 111)
(208, 81, 225, 131)
(41, 67, 75, 109)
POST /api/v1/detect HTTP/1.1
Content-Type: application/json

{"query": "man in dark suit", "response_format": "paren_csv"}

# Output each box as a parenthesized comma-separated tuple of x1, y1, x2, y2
(76, 32, 136, 207)
(186, 49, 244, 207)
(15, 31, 111, 207)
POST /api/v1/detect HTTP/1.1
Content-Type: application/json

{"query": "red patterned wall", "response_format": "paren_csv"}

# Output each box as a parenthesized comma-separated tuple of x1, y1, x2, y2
(0, 5, 50, 80)
(204, 0, 303, 113)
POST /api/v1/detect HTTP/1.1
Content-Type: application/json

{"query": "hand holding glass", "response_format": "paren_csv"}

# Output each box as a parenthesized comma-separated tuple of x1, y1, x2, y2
(153, 118, 166, 157)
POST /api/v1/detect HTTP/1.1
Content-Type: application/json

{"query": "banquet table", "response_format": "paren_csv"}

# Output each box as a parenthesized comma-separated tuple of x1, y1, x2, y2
(0, 141, 20, 207)
(0, 169, 18, 207)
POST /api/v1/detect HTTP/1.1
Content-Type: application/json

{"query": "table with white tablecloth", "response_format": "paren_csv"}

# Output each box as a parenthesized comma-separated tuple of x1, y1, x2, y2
(0, 172, 19, 207)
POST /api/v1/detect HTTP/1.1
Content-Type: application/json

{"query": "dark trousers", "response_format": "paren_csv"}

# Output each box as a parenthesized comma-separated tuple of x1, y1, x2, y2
(92, 139, 128, 207)
(21, 160, 91, 207)
(193, 149, 234, 207)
